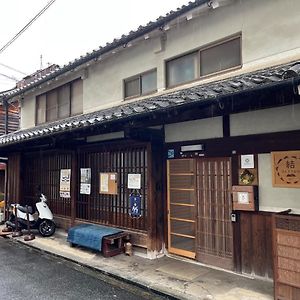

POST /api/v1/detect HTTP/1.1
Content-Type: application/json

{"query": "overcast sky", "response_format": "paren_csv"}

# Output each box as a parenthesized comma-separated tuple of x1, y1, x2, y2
(0, 0, 189, 91)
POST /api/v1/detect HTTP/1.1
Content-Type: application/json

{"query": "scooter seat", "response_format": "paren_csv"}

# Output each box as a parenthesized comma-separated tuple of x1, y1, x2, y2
(17, 206, 33, 214)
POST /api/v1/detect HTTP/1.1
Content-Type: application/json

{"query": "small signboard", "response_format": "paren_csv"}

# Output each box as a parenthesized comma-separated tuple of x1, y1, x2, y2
(241, 154, 254, 169)
(272, 151, 300, 188)
(60, 169, 71, 198)
(99, 172, 118, 195)
(232, 185, 258, 211)
(129, 193, 142, 218)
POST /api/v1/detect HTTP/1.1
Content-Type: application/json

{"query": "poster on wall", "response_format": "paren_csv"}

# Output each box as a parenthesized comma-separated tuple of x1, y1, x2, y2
(127, 174, 141, 189)
(60, 169, 71, 198)
(80, 168, 91, 195)
(272, 151, 300, 188)
(100, 173, 109, 193)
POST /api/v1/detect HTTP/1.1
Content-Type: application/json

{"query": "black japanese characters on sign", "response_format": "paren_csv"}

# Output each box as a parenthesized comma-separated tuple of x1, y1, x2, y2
(272, 151, 300, 188)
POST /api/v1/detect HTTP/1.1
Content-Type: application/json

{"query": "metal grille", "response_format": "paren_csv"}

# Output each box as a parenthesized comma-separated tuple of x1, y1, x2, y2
(23, 151, 72, 217)
(77, 144, 148, 231)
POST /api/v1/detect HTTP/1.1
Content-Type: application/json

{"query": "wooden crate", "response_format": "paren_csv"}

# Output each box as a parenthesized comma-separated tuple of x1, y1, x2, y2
(273, 214, 300, 300)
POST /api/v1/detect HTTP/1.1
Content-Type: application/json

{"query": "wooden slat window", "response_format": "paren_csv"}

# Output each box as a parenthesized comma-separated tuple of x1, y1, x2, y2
(23, 151, 72, 217)
(77, 144, 148, 231)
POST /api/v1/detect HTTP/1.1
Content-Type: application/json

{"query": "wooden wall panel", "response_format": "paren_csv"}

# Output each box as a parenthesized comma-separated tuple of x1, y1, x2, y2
(0, 103, 19, 135)
(240, 212, 273, 279)
(273, 214, 300, 300)
(7, 153, 21, 205)
(22, 151, 72, 217)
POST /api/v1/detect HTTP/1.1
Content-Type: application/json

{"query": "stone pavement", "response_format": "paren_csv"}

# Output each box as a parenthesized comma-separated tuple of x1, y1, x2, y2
(0, 226, 273, 300)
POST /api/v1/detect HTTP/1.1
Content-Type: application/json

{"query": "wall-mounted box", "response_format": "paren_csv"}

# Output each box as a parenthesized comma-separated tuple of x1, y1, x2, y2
(232, 185, 258, 211)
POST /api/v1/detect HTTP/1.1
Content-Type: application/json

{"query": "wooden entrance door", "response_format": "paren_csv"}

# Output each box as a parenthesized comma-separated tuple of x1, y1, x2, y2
(167, 159, 196, 259)
(196, 158, 233, 269)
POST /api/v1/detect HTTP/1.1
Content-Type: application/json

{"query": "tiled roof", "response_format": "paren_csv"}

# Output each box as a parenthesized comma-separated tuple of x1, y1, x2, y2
(0, 61, 299, 147)
(0, 0, 208, 101)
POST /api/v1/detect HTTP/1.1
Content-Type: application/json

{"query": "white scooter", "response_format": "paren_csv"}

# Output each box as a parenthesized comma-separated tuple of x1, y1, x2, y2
(6, 194, 56, 237)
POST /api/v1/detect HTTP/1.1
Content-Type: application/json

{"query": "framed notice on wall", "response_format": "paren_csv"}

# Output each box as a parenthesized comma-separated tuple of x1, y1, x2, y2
(272, 151, 300, 188)
(99, 172, 118, 195)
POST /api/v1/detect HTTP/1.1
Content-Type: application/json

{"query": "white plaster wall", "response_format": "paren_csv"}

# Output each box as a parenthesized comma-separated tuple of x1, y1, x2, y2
(83, 39, 162, 113)
(258, 153, 300, 213)
(75, 0, 300, 113)
(19, 0, 300, 129)
(20, 96, 36, 130)
(230, 104, 300, 136)
(164, 117, 223, 143)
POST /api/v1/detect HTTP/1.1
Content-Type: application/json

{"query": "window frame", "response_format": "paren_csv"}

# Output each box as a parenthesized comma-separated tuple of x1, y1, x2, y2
(35, 79, 83, 125)
(166, 34, 242, 89)
(124, 68, 157, 100)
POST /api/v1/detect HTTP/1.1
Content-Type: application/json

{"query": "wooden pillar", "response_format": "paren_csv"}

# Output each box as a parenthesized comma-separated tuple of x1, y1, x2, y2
(147, 141, 164, 252)
(71, 151, 77, 226)
(231, 154, 242, 272)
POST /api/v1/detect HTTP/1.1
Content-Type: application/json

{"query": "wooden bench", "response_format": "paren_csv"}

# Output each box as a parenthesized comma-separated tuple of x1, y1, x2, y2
(102, 232, 130, 257)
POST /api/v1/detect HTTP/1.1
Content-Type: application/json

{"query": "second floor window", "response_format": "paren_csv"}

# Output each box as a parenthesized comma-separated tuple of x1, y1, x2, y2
(124, 69, 157, 99)
(166, 36, 241, 88)
(36, 79, 83, 125)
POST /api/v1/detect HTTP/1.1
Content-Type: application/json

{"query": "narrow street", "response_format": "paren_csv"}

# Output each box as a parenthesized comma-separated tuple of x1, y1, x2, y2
(0, 238, 167, 300)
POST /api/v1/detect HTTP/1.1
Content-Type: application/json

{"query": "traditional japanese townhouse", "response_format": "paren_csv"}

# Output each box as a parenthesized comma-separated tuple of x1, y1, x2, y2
(1, 0, 300, 293)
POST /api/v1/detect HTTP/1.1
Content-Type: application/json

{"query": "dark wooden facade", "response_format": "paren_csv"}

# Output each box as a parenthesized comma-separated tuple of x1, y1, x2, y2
(8, 140, 163, 251)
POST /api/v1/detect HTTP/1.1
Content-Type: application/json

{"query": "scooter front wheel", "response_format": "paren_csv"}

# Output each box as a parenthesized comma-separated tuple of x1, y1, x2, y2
(38, 219, 56, 237)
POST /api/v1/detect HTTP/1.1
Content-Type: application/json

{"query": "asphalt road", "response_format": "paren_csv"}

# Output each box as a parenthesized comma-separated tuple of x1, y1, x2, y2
(0, 238, 167, 300)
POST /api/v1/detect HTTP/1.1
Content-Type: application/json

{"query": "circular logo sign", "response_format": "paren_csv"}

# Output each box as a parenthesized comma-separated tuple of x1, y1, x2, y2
(275, 155, 300, 185)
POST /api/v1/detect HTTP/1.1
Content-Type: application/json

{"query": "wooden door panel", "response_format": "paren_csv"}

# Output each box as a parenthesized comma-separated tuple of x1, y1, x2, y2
(196, 158, 233, 270)
(167, 159, 196, 258)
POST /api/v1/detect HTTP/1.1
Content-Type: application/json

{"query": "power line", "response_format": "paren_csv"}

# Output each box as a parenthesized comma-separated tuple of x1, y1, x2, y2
(0, 62, 26, 75)
(0, 73, 19, 82)
(0, 0, 56, 55)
